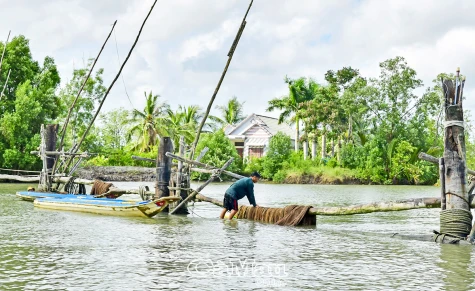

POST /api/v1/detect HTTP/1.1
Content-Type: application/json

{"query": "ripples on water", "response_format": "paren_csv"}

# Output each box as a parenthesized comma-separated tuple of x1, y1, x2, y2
(1, 183, 475, 290)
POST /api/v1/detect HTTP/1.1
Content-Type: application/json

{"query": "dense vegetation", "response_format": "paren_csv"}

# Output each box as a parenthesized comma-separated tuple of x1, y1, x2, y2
(0, 34, 473, 185)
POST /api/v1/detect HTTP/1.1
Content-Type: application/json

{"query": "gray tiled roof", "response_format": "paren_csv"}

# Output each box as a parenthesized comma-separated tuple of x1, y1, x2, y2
(255, 115, 295, 138)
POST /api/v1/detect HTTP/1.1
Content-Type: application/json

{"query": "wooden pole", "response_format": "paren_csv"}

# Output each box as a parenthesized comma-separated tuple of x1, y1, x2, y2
(438, 71, 471, 239)
(442, 77, 469, 210)
(45, 124, 59, 170)
(38, 125, 49, 191)
(0, 30, 10, 76)
(156, 137, 173, 200)
(189, 0, 253, 160)
(63, 0, 157, 171)
(169, 158, 234, 215)
(195, 194, 443, 216)
(440, 158, 446, 210)
(53, 21, 117, 175)
(170, 136, 188, 214)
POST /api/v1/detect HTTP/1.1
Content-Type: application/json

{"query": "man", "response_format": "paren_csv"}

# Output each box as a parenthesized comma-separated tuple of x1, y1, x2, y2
(220, 171, 260, 220)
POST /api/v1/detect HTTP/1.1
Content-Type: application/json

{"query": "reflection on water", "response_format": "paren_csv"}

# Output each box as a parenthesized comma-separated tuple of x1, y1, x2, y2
(1, 182, 475, 290)
(438, 244, 475, 291)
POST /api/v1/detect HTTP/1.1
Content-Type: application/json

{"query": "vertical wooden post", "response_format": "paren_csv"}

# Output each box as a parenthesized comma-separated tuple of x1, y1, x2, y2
(38, 125, 49, 191)
(170, 136, 189, 214)
(176, 136, 185, 199)
(438, 70, 471, 240)
(45, 124, 59, 170)
(439, 158, 446, 210)
(155, 137, 173, 200)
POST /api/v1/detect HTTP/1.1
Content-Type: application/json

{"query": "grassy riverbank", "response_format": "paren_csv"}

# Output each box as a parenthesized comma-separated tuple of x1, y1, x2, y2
(279, 166, 361, 184)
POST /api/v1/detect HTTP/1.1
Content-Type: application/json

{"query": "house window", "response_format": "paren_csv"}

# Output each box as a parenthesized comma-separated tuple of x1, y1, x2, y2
(249, 147, 264, 158)
(235, 142, 244, 146)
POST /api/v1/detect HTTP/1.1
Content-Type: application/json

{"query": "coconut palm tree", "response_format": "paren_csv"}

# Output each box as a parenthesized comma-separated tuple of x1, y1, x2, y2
(210, 96, 245, 128)
(158, 107, 197, 150)
(129, 91, 169, 152)
(267, 76, 316, 151)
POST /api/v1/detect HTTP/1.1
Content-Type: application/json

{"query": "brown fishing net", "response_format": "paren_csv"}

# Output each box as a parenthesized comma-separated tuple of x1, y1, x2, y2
(236, 205, 315, 226)
(90, 180, 114, 197)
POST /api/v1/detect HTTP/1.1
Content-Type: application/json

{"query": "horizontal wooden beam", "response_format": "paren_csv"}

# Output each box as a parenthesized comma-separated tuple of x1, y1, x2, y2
(419, 152, 475, 176)
(195, 194, 474, 216)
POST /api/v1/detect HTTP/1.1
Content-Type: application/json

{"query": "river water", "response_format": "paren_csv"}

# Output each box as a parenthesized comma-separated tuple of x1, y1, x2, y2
(1, 182, 474, 291)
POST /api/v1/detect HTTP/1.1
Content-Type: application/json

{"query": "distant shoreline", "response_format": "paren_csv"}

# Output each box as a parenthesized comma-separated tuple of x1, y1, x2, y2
(74, 166, 366, 185)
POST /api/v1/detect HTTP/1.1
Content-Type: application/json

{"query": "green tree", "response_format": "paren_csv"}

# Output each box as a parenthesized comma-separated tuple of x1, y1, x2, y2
(262, 132, 292, 179)
(0, 35, 42, 113)
(191, 130, 241, 180)
(267, 77, 315, 151)
(1, 73, 60, 169)
(99, 108, 130, 150)
(57, 59, 106, 151)
(157, 106, 198, 150)
(0, 35, 61, 170)
(129, 91, 169, 152)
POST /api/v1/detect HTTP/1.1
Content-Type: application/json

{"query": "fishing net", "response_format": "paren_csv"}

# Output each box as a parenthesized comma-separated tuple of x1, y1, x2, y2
(90, 179, 116, 198)
(236, 205, 315, 226)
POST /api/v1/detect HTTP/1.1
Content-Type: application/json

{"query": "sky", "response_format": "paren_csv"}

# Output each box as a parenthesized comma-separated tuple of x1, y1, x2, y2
(1, 0, 475, 120)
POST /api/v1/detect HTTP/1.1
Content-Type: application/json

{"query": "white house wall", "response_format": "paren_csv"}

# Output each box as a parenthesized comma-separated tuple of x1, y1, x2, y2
(243, 124, 271, 159)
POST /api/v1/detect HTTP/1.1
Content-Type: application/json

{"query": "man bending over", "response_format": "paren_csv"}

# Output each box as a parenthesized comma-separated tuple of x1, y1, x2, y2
(220, 171, 260, 220)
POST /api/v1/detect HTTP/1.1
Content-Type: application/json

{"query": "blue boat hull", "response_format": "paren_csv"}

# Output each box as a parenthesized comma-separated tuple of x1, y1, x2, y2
(16, 191, 93, 202)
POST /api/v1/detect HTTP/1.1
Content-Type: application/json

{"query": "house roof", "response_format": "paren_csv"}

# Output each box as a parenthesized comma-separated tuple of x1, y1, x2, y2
(226, 113, 295, 139)
(254, 115, 295, 138)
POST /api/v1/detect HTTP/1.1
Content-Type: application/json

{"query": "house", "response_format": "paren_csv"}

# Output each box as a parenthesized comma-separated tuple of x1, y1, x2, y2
(225, 114, 295, 159)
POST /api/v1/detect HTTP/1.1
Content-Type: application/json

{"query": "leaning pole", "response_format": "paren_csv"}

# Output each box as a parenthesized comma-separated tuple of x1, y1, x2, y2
(434, 68, 471, 243)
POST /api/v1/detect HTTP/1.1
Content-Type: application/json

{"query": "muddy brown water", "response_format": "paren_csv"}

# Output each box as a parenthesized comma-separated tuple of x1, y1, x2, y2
(1, 182, 474, 290)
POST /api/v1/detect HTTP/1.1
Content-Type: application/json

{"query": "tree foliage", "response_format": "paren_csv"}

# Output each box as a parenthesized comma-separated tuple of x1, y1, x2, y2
(261, 132, 292, 179)
(191, 130, 241, 180)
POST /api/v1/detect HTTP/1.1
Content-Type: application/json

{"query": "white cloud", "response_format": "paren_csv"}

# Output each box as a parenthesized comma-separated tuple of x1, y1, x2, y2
(1, 0, 475, 122)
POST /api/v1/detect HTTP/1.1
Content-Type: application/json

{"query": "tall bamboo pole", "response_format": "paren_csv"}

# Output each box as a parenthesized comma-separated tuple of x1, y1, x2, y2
(63, 0, 157, 172)
(189, 0, 253, 160)
(54, 20, 117, 175)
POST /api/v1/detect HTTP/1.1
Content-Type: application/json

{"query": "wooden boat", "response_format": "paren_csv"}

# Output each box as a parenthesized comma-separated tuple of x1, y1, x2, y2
(16, 191, 93, 202)
(33, 196, 181, 218)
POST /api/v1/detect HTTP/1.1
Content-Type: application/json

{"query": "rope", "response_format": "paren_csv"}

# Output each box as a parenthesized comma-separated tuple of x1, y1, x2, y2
(444, 121, 465, 128)
(439, 208, 472, 238)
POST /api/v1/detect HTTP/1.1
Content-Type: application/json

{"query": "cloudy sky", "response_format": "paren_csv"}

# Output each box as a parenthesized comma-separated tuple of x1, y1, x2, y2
(1, 0, 475, 119)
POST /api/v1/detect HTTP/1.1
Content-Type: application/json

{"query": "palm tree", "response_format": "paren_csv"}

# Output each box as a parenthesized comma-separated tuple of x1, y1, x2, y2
(267, 76, 316, 151)
(158, 107, 196, 150)
(129, 91, 169, 152)
(210, 96, 245, 128)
